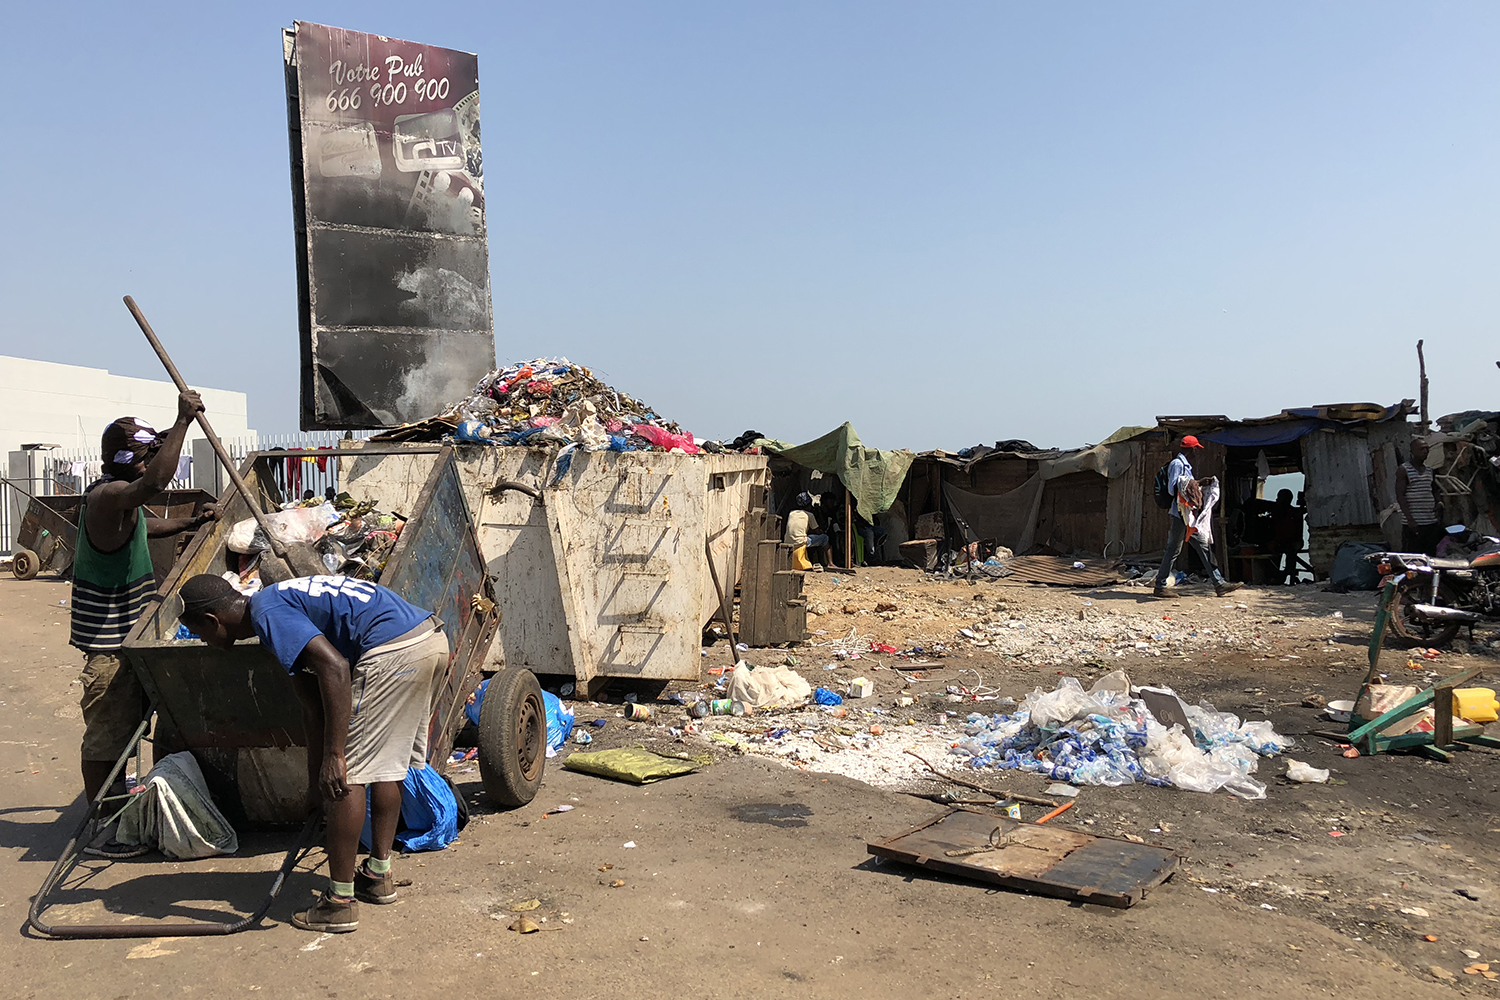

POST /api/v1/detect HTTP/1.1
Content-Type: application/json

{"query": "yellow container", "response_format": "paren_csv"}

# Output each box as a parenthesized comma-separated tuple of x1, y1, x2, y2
(1453, 688, 1499, 724)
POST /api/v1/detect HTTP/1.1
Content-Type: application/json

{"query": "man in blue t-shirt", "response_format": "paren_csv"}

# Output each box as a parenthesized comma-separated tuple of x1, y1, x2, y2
(178, 573, 449, 934)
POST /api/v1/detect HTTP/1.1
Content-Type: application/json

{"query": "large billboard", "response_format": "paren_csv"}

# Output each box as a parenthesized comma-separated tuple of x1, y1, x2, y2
(284, 21, 495, 429)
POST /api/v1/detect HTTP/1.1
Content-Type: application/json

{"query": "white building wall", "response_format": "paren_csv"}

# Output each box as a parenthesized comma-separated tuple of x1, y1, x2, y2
(0, 356, 256, 553)
(0, 355, 254, 457)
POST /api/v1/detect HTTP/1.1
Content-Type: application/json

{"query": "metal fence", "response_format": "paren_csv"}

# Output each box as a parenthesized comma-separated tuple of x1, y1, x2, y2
(4, 431, 372, 557)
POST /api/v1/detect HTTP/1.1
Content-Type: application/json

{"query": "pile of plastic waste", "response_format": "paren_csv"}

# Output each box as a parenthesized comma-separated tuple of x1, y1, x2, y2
(949, 671, 1290, 799)
(371, 357, 714, 455)
(221, 493, 404, 595)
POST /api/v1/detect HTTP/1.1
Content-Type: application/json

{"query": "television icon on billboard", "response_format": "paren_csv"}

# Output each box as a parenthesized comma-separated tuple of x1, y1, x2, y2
(392, 110, 466, 173)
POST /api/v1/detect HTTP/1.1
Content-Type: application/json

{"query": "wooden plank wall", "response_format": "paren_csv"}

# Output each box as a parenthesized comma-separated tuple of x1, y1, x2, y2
(1034, 471, 1110, 556)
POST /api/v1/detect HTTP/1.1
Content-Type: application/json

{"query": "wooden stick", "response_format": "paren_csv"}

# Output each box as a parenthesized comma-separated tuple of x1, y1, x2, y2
(903, 749, 1059, 807)
(844, 484, 853, 570)
(1035, 801, 1075, 824)
(704, 537, 739, 667)
(1417, 339, 1430, 434)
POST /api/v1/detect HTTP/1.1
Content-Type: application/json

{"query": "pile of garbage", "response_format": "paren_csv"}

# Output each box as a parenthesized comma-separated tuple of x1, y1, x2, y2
(221, 494, 404, 594)
(950, 671, 1290, 799)
(372, 357, 715, 455)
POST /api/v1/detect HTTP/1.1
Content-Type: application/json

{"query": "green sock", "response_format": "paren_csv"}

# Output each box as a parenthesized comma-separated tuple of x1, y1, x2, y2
(330, 879, 355, 899)
(366, 856, 391, 875)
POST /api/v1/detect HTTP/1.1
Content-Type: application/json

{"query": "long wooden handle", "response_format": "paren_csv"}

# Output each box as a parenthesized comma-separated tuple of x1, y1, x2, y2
(122, 296, 289, 559)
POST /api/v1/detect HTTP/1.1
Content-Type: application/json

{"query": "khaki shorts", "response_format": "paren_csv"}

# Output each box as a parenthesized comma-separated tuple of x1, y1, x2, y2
(344, 625, 449, 785)
(79, 652, 150, 763)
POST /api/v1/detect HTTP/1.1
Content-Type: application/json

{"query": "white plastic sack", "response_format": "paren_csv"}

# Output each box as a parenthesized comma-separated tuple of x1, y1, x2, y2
(1022, 677, 1106, 729)
(726, 664, 812, 710)
(1285, 758, 1330, 783)
(226, 504, 336, 554)
(116, 752, 239, 860)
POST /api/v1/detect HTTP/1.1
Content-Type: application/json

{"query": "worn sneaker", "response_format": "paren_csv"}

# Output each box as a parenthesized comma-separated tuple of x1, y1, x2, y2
(292, 891, 359, 933)
(1152, 587, 1169, 598)
(355, 862, 397, 905)
(1215, 582, 1245, 597)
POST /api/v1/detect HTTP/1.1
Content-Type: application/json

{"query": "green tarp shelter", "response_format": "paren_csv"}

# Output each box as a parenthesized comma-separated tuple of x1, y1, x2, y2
(756, 422, 915, 517)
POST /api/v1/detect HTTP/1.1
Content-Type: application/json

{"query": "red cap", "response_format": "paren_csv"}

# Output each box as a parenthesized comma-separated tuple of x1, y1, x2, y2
(1181, 435, 1204, 449)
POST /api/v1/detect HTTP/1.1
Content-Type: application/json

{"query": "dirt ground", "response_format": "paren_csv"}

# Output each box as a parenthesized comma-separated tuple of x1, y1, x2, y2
(3, 568, 1499, 998)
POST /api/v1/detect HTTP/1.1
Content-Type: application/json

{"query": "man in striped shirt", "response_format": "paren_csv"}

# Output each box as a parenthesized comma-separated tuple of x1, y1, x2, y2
(1396, 439, 1444, 556)
(71, 391, 218, 803)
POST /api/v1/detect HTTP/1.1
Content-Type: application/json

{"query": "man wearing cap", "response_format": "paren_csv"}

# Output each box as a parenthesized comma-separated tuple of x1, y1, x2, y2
(72, 391, 219, 804)
(1154, 435, 1242, 599)
(176, 572, 449, 934)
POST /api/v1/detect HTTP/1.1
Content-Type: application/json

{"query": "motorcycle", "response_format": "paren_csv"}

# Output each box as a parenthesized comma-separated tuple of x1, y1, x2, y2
(1375, 533, 1500, 647)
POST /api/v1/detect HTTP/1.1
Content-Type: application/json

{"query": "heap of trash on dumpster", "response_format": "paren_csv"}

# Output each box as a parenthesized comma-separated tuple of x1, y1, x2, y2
(217, 494, 403, 598)
(371, 357, 717, 454)
(947, 671, 1290, 799)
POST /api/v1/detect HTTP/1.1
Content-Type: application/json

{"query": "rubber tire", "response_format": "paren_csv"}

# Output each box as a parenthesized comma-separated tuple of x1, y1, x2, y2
(1386, 580, 1461, 649)
(11, 548, 39, 581)
(478, 669, 546, 808)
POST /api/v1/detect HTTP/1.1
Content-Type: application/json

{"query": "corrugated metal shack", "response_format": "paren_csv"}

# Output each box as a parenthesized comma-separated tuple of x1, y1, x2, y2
(1162, 401, 1415, 578)
(902, 428, 1170, 560)
(901, 401, 1417, 581)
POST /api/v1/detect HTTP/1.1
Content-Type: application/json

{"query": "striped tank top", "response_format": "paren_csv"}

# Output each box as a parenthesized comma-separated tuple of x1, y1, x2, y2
(70, 496, 156, 652)
(1401, 461, 1440, 526)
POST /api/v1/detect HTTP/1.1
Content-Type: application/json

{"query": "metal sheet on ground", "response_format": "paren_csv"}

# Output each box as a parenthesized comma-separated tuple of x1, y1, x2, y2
(998, 555, 1122, 587)
(867, 807, 1179, 908)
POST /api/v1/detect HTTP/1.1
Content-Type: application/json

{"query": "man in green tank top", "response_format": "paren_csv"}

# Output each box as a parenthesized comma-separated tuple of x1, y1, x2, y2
(71, 391, 219, 804)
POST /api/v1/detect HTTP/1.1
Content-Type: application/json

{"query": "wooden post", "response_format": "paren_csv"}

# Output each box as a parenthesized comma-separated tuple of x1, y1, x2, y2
(1417, 340, 1430, 434)
(844, 485, 853, 570)
(1434, 681, 1455, 750)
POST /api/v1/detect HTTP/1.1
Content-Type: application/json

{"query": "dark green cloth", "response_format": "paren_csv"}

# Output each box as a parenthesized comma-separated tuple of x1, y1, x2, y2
(757, 422, 914, 517)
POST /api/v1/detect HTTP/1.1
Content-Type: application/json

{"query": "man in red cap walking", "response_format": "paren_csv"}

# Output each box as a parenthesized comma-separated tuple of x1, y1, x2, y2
(1154, 435, 1241, 599)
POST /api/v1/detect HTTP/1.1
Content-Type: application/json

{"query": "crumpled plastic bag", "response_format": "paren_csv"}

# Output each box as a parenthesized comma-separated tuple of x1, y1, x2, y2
(1285, 758, 1330, 783)
(226, 504, 338, 554)
(557, 401, 609, 451)
(562, 748, 699, 784)
(631, 424, 700, 454)
(1021, 677, 1107, 729)
(727, 664, 812, 711)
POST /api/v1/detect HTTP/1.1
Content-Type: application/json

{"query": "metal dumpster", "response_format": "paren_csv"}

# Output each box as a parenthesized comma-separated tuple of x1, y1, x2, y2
(6, 485, 215, 581)
(340, 443, 769, 697)
(120, 446, 536, 827)
(29, 452, 549, 940)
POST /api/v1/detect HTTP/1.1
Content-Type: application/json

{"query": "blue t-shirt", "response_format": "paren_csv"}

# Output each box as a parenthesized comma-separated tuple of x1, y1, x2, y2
(249, 575, 431, 674)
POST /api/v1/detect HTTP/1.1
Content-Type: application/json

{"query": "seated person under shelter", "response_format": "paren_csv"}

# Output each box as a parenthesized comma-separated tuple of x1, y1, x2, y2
(784, 492, 831, 571)
(177, 573, 450, 935)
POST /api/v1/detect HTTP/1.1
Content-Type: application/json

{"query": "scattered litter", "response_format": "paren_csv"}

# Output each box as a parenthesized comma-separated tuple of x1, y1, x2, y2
(945, 672, 1288, 798)
(1044, 783, 1080, 798)
(622, 841, 636, 849)
(509, 917, 540, 934)
(544, 805, 575, 816)
(511, 899, 541, 912)
(1401, 907, 1431, 917)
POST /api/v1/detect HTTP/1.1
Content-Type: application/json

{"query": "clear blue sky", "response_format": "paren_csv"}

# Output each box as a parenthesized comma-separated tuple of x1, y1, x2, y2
(3, 2, 1496, 450)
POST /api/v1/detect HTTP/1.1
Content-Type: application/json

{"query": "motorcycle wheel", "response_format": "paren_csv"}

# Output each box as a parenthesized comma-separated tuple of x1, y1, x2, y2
(1386, 580, 1461, 648)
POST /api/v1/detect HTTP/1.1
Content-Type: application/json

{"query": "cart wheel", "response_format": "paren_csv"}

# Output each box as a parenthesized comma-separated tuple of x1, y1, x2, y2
(478, 669, 546, 807)
(11, 548, 39, 581)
